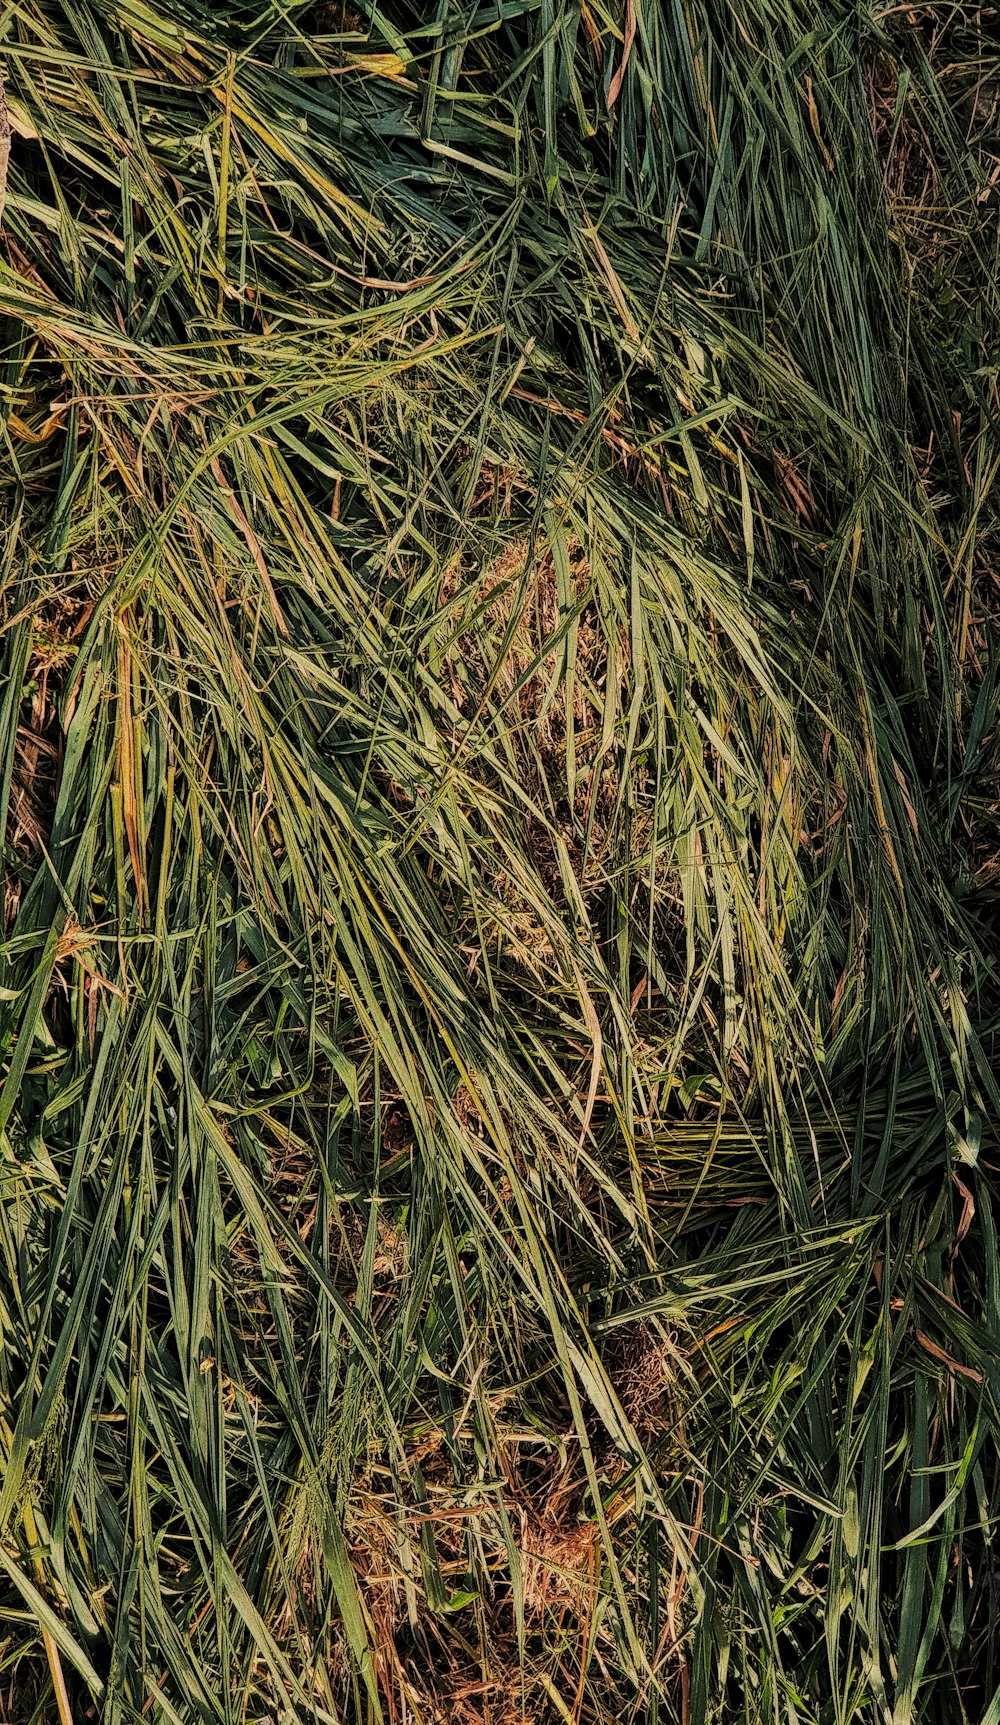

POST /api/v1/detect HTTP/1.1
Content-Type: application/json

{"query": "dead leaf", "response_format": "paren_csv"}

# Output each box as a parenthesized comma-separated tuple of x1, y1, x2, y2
(805, 75, 835, 172)
(581, 2, 603, 64)
(951, 1172, 975, 1245)
(915, 1331, 982, 1383)
(607, 0, 636, 109)
(209, 454, 289, 639)
(773, 449, 814, 523)
(0, 71, 10, 227)
(117, 623, 146, 920)
(891, 757, 919, 840)
(570, 956, 602, 1147)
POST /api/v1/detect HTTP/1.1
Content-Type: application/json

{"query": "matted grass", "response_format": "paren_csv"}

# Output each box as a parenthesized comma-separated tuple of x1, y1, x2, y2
(0, 3, 998, 1721)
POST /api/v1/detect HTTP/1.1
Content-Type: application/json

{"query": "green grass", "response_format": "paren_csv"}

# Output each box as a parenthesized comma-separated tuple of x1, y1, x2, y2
(0, 2, 998, 1720)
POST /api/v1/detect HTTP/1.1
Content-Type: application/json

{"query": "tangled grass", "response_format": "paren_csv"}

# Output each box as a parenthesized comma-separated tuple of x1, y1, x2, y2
(0, 2, 999, 1720)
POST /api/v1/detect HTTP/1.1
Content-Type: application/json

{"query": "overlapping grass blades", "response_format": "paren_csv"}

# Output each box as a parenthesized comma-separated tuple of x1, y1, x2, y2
(0, 2, 998, 1720)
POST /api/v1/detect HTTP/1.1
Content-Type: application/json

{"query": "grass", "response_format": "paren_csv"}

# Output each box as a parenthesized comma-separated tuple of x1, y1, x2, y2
(0, 1, 998, 1720)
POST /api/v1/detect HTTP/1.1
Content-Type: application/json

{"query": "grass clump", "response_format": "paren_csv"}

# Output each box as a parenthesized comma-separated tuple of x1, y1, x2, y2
(0, 2, 999, 1721)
